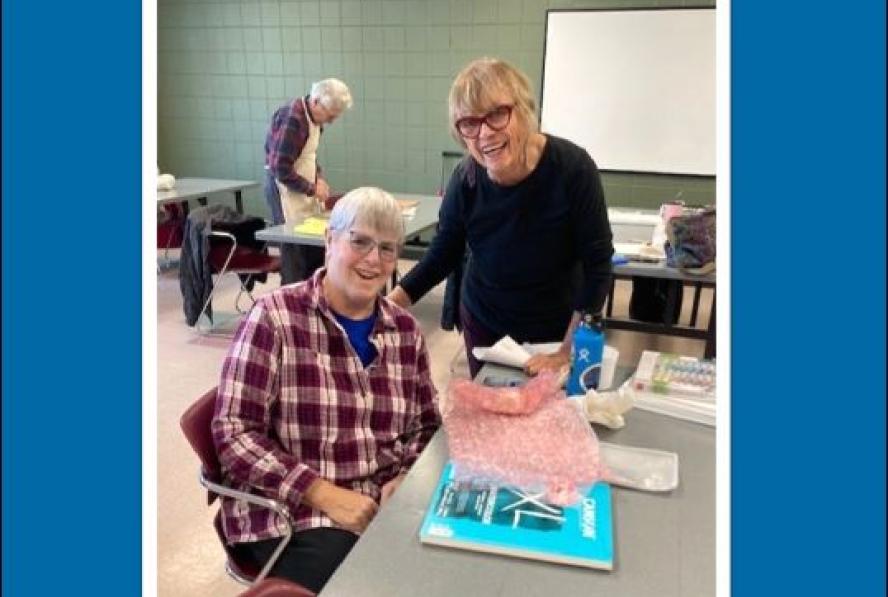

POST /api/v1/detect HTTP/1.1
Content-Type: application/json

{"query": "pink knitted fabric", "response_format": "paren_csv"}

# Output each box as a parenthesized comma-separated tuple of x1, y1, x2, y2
(443, 371, 603, 505)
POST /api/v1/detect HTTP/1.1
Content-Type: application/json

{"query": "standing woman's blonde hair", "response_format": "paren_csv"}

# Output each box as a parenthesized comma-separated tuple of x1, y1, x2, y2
(447, 58, 539, 147)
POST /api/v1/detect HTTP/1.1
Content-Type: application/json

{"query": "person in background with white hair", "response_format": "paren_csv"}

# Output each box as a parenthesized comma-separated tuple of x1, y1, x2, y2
(264, 78, 354, 284)
(213, 187, 441, 594)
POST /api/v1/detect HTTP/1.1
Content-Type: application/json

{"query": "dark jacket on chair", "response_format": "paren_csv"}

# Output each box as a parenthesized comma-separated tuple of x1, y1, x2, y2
(180, 205, 267, 326)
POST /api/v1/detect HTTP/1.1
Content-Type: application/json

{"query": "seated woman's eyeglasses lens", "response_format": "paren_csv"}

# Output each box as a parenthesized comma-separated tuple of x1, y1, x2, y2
(456, 105, 513, 139)
(348, 231, 399, 262)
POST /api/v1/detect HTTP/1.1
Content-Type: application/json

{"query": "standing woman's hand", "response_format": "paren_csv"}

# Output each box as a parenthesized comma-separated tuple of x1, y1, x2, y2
(525, 349, 570, 376)
(386, 286, 413, 309)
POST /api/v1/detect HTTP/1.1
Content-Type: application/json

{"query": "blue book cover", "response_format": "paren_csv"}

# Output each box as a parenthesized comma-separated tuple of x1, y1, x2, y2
(419, 462, 614, 570)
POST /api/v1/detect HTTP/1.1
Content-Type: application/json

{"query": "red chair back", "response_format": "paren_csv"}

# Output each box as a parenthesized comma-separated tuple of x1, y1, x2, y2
(237, 577, 315, 597)
(208, 243, 281, 274)
(180, 387, 222, 503)
(213, 510, 264, 580)
(181, 388, 315, 596)
(158, 204, 185, 248)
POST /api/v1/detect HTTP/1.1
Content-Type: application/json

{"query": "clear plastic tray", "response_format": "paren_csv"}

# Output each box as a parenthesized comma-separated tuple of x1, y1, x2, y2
(599, 441, 679, 492)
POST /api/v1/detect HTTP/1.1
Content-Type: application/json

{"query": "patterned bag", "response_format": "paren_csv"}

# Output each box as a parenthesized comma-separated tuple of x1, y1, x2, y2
(665, 207, 716, 274)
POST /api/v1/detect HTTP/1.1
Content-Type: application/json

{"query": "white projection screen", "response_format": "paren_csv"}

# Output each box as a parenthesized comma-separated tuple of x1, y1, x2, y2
(541, 8, 716, 175)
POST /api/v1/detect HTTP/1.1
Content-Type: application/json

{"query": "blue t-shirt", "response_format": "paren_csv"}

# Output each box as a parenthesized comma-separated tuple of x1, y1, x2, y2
(333, 311, 378, 367)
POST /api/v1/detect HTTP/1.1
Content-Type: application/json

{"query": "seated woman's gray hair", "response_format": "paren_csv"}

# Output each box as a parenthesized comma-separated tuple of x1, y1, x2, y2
(310, 78, 354, 112)
(328, 187, 405, 242)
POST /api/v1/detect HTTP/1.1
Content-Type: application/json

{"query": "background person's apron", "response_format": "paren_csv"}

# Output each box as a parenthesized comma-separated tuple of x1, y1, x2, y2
(276, 100, 321, 223)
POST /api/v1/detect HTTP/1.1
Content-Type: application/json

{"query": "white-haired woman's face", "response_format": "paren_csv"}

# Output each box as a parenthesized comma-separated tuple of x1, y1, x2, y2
(324, 223, 399, 312)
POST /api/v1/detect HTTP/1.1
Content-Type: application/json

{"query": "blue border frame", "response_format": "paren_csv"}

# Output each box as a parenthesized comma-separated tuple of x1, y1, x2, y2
(3, 1, 884, 595)
(2, 1, 142, 595)
(732, 1, 885, 595)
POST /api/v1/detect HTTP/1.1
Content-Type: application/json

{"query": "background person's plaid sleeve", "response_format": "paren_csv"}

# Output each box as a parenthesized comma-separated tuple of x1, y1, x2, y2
(266, 98, 321, 196)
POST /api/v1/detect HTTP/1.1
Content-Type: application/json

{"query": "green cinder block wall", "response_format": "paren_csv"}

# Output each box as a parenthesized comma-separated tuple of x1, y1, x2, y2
(158, 0, 716, 217)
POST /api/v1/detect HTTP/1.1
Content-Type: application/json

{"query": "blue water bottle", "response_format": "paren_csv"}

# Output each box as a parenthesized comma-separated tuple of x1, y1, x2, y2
(567, 312, 605, 396)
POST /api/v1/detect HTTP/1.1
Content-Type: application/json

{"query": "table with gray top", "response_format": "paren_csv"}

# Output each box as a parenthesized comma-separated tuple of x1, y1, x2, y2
(321, 363, 715, 597)
(255, 192, 441, 256)
(156, 177, 259, 213)
(609, 260, 717, 359)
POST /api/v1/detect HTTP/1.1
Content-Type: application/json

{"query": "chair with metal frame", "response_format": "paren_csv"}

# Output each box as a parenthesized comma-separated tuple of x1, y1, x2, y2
(197, 227, 280, 335)
(157, 203, 186, 271)
(179, 388, 313, 595)
(236, 577, 315, 597)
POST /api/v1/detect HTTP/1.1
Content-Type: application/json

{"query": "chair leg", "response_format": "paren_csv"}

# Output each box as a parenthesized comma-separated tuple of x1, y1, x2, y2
(196, 244, 237, 335)
(234, 275, 258, 314)
(158, 220, 183, 270)
(253, 533, 292, 585)
(224, 560, 254, 587)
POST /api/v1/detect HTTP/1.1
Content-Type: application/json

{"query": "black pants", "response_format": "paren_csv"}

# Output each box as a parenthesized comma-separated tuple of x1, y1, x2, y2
(233, 528, 359, 594)
(283, 244, 326, 285)
(459, 304, 507, 379)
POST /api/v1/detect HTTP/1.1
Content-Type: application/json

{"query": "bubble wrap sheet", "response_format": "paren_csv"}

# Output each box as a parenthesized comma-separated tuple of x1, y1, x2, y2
(443, 371, 603, 505)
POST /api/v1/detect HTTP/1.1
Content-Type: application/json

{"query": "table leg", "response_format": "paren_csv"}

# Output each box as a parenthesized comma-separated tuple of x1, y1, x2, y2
(663, 281, 679, 328)
(689, 282, 702, 327)
(235, 190, 244, 213)
(606, 278, 616, 318)
(705, 292, 716, 359)
(197, 196, 208, 207)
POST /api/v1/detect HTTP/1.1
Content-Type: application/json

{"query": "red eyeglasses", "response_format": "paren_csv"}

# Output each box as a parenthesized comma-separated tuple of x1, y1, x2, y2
(454, 105, 514, 139)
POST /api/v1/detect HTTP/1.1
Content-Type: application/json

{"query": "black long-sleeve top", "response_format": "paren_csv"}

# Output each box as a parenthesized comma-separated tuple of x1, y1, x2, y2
(399, 135, 614, 343)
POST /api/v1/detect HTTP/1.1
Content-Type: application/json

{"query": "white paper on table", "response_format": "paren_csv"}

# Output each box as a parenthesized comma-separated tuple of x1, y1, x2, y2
(522, 341, 563, 356)
(473, 338, 619, 381)
(471, 336, 532, 369)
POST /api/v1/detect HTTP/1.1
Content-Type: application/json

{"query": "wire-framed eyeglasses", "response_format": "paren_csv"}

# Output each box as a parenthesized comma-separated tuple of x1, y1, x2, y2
(346, 230, 400, 262)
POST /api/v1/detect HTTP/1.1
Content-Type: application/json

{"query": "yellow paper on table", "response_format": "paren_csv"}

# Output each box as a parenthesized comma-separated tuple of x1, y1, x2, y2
(293, 217, 328, 236)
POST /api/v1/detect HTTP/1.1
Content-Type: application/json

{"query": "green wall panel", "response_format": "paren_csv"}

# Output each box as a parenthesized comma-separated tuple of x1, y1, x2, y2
(158, 0, 716, 218)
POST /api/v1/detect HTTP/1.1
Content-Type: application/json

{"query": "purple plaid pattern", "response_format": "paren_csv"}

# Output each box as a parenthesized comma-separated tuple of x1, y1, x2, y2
(212, 269, 441, 544)
(264, 95, 324, 196)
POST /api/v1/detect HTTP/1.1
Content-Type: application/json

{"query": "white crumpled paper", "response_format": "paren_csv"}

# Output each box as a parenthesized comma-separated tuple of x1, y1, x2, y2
(157, 173, 177, 191)
(581, 379, 635, 429)
(471, 336, 532, 369)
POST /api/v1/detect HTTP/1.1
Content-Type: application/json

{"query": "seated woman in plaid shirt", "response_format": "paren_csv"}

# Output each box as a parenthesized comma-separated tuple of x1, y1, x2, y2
(212, 187, 441, 593)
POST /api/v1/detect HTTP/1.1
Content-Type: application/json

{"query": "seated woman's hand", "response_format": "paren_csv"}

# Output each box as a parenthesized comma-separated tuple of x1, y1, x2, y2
(380, 472, 407, 506)
(524, 349, 570, 376)
(305, 479, 379, 533)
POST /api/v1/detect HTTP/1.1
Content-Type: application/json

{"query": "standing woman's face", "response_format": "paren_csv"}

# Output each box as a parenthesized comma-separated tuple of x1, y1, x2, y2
(456, 92, 531, 185)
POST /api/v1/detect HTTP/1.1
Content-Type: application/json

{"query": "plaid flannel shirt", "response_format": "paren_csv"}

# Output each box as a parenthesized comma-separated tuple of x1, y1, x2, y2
(212, 269, 441, 544)
(264, 95, 324, 196)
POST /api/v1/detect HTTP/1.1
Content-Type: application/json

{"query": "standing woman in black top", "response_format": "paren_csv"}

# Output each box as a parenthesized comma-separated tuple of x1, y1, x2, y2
(388, 57, 614, 378)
